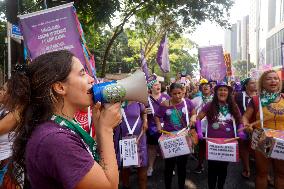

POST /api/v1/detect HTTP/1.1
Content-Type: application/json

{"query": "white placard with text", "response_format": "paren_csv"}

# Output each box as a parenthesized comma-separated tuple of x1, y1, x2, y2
(159, 135, 192, 158)
(270, 138, 284, 160)
(206, 140, 239, 162)
(119, 137, 139, 167)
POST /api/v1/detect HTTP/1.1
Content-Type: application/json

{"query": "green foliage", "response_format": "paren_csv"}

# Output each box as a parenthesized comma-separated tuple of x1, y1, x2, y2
(233, 60, 255, 80)
(0, 0, 234, 78)
(97, 0, 234, 76)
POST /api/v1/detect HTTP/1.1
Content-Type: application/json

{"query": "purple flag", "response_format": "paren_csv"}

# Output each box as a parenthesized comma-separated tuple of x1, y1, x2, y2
(198, 45, 226, 81)
(156, 36, 170, 73)
(19, 3, 87, 68)
(141, 46, 149, 80)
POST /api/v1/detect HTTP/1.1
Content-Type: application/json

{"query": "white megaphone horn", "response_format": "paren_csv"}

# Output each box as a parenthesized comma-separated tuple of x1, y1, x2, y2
(92, 70, 148, 105)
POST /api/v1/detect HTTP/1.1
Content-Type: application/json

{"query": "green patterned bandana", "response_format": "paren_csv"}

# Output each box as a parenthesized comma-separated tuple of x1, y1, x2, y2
(219, 104, 229, 116)
(260, 90, 280, 107)
(52, 115, 100, 162)
(147, 79, 158, 89)
(121, 100, 129, 108)
(202, 95, 213, 104)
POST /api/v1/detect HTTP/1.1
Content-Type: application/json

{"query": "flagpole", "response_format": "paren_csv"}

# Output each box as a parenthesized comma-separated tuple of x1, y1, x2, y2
(7, 22, 11, 79)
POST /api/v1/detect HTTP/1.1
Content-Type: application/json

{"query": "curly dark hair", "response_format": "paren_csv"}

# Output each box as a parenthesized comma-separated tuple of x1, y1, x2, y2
(5, 50, 74, 184)
(206, 87, 242, 125)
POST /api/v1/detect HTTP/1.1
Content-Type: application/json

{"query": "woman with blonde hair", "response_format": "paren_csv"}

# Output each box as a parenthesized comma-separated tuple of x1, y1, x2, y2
(243, 70, 284, 189)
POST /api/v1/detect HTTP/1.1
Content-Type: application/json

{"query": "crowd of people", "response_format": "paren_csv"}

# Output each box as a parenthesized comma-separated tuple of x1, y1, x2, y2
(0, 50, 284, 189)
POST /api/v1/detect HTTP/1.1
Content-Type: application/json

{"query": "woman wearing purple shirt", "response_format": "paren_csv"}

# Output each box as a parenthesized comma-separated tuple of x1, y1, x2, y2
(234, 78, 257, 179)
(146, 77, 170, 177)
(196, 82, 245, 189)
(4, 50, 122, 189)
(114, 101, 148, 189)
(155, 83, 196, 189)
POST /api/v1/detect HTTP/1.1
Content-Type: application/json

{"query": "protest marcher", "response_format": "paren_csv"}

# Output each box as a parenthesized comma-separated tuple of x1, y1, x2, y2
(114, 101, 148, 189)
(5, 50, 122, 189)
(187, 83, 201, 99)
(196, 82, 245, 189)
(234, 78, 257, 179)
(243, 70, 284, 189)
(146, 76, 170, 177)
(209, 80, 217, 93)
(155, 83, 196, 189)
(0, 83, 21, 189)
(191, 79, 213, 174)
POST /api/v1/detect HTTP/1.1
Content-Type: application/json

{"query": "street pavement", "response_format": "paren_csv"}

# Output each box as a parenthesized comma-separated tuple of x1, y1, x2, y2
(125, 155, 274, 189)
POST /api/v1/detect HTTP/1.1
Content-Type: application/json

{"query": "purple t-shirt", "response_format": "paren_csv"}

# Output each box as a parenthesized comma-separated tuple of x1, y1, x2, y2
(155, 98, 194, 132)
(201, 103, 243, 138)
(114, 102, 148, 167)
(147, 93, 170, 133)
(26, 121, 94, 189)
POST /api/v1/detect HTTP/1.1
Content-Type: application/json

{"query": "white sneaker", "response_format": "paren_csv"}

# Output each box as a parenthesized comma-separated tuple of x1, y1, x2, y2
(147, 167, 153, 177)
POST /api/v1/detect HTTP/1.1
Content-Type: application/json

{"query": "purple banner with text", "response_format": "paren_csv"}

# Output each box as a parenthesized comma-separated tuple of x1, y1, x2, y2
(19, 3, 87, 66)
(198, 45, 226, 81)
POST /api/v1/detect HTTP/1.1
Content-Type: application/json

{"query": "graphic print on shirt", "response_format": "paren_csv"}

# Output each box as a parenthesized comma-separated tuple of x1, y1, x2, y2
(166, 109, 183, 128)
(212, 113, 232, 131)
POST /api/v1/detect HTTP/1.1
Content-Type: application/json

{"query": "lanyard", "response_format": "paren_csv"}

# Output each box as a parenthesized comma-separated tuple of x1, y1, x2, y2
(205, 114, 237, 138)
(258, 97, 264, 128)
(121, 108, 141, 135)
(87, 106, 92, 136)
(183, 99, 189, 127)
(242, 91, 247, 111)
(148, 97, 155, 115)
(51, 115, 100, 162)
(196, 97, 203, 114)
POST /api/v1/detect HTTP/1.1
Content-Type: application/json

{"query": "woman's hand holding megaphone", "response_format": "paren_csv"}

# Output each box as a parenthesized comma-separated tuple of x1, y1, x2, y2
(92, 102, 122, 132)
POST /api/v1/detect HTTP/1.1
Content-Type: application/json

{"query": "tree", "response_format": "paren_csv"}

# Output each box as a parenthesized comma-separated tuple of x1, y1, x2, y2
(100, 0, 234, 76)
(125, 26, 198, 77)
(233, 60, 255, 80)
(0, 0, 234, 78)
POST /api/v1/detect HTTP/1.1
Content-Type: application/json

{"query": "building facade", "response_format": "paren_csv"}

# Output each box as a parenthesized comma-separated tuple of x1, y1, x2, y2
(266, 0, 284, 67)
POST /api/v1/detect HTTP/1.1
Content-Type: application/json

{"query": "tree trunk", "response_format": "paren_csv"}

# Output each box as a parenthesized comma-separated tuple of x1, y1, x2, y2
(100, 1, 148, 77)
(101, 26, 123, 77)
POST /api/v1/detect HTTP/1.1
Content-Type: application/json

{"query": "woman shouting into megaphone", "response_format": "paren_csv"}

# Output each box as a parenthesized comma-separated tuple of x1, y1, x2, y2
(5, 50, 122, 189)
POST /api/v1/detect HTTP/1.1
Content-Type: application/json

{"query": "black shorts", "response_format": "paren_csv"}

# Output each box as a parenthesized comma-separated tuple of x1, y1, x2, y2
(146, 130, 161, 145)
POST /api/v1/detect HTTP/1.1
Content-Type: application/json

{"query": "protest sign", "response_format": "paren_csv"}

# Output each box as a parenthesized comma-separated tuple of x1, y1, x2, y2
(198, 45, 226, 81)
(119, 137, 139, 167)
(251, 128, 264, 150)
(252, 128, 284, 160)
(159, 132, 192, 158)
(206, 138, 239, 162)
(270, 138, 284, 160)
(19, 3, 95, 76)
(224, 53, 232, 76)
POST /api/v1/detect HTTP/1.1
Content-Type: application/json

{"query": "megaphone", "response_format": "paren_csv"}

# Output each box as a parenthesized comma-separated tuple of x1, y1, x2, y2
(92, 70, 148, 105)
